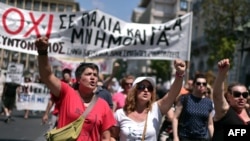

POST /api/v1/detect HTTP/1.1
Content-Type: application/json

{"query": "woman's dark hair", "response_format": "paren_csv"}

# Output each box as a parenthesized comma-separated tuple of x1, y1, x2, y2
(73, 62, 99, 90)
(75, 63, 99, 78)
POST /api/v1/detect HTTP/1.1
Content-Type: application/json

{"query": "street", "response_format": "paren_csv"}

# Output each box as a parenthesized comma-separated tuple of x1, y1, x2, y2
(0, 109, 49, 141)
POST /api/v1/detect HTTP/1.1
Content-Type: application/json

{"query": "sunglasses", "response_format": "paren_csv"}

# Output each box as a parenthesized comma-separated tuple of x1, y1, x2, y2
(137, 84, 154, 92)
(232, 91, 249, 99)
(196, 82, 207, 86)
(125, 82, 133, 86)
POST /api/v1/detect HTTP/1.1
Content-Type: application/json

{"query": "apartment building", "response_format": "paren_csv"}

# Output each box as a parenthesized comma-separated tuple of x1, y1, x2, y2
(0, 0, 80, 77)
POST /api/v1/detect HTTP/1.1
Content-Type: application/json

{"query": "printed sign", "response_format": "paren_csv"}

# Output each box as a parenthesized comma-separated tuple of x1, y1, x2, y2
(5, 63, 24, 84)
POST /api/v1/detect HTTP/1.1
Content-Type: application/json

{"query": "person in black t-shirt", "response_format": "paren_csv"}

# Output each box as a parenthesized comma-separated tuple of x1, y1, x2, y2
(212, 58, 250, 141)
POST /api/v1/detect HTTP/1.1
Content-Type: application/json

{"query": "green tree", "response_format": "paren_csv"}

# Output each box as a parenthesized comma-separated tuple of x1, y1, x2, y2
(114, 59, 127, 80)
(150, 60, 171, 84)
(201, 0, 250, 67)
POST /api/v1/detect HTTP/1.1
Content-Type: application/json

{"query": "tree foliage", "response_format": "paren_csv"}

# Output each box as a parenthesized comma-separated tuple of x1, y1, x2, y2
(150, 60, 171, 83)
(201, 0, 250, 67)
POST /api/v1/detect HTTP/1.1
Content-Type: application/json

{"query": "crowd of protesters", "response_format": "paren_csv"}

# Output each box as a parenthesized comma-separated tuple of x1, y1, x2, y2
(0, 36, 249, 141)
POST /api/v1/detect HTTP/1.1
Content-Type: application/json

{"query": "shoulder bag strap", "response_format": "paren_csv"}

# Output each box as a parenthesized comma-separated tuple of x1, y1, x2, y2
(141, 112, 148, 141)
(81, 95, 98, 118)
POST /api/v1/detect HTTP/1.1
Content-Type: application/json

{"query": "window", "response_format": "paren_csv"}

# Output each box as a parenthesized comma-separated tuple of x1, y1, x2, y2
(58, 4, 64, 12)
(66, 5, 73, 12)
(3, 60, 8, 69)
(42, 2, 48, 11)
(8, 0, 15, 6)
(25, 0, 32, 10)
(21, 53, 27, 60)
(17, 0, 24, 8)
(180, 0, 188, 11)
(155, 3, 165, 12)
(4, 50, 9, 58)
(0, 0, 7, 3)
(50, 3, 56, 11)
(34, 1, 40, 11)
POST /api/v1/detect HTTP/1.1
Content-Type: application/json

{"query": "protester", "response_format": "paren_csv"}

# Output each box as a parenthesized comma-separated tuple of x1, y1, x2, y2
(205, 84, 213, 100)
(246, 96, 250, 115)
(184, 79, 193, 93)
(111, 59, 186, 140)
(60, 68, 75, 87)
(172, 73, 214, 141)
(2, 82, 20, 123)
(95, 62, 121, 110)
(0, 70, 6, 115)
(42, 96, 57, 130)
(158, 106, 175, 141)
(35, 36, 115, 140)
(212, 58, 250, 141)
(112, 74, 135, 112)
(102, 62, 120, 92)
(96, 84, 114, 110)
(22, 77, 32, 119)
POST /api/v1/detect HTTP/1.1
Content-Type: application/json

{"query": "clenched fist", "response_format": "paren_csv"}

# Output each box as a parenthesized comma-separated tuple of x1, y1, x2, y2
(217, 58, 230, 75)
(35, 36, 49, 51)
(174, 59, 186, 76)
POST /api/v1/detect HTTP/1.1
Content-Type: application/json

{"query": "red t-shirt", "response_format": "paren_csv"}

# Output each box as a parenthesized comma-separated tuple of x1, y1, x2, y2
(50, 94, 60, 115)
(51, 78, 76, 115)
(57, 82, 116, 140)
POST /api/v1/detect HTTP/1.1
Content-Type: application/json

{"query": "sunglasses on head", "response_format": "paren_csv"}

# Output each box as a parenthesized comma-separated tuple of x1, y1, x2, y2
(232, 91, 249, 98)
(196, 82, 207, 86)
(137, 84, 154, 92)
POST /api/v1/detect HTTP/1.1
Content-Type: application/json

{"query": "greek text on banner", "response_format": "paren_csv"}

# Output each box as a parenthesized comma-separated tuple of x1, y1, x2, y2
(0, 3, 192, 61)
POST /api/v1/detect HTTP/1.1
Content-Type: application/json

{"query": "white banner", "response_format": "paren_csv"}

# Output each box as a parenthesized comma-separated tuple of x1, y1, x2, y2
(0, 3, 192, 61)
(5, 63, 24, 84)
(15, 82, 50, 111)
(48, 57, 114, 75)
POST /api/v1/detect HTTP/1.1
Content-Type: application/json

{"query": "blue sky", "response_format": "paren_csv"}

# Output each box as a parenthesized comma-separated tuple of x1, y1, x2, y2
(77, 0, 141, 22)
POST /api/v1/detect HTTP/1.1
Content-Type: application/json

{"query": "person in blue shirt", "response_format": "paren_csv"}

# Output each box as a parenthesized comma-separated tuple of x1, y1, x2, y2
(172, 73, 214, 141)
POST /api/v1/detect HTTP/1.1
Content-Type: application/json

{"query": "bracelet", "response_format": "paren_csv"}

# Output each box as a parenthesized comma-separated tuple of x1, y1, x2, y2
(37, 50, 48, 56)
(175, 72, 185, 78)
